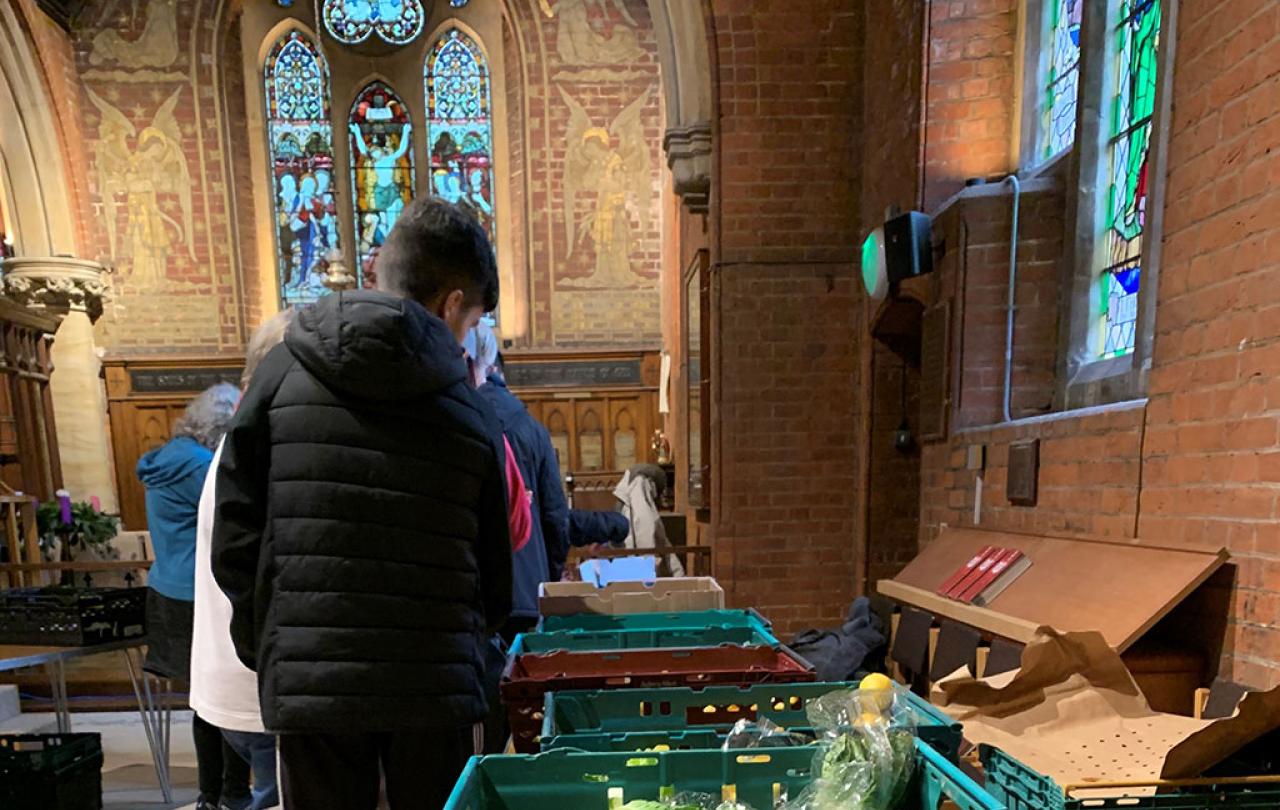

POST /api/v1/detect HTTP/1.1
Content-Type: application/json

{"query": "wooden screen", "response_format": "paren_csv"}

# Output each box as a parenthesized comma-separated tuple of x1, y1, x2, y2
(103, 356, 243, 530)
(103, 349, 659, 528)
(0, 300, 62, 502)
(507, 349, 661, 476)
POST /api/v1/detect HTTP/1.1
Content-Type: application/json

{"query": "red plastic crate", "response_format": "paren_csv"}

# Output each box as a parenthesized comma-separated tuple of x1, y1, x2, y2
(501, 645, 815, 753)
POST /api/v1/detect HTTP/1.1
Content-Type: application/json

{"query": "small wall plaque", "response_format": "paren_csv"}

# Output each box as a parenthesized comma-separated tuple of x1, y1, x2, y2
(1007, 439, 1040, 506)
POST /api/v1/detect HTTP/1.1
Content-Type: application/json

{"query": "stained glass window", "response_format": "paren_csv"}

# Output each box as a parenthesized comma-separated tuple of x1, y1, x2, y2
(425, 28, 496, 244)
(265, 32, 340, 308)
(349, 81, 415, 289)
(1097, 0, 1161, 358)
(322, 0, 424, 46)
(1041, 0, 1082, 159)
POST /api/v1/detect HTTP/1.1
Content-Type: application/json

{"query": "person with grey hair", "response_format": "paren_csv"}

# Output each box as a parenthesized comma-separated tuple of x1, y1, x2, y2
(192, 310, 294, 810)
(138, 382, 248, 810)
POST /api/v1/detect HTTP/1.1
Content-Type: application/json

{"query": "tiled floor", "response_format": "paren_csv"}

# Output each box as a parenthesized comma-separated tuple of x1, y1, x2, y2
(76, 710, 200, 809)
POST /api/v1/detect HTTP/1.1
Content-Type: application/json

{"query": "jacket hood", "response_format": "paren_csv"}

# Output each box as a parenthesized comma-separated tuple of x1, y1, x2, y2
(285, 290, 468, 400)
(137, 436, 211, 488)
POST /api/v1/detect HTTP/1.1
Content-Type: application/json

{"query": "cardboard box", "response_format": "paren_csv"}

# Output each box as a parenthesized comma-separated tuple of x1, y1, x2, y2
(538, 577, 725, 616)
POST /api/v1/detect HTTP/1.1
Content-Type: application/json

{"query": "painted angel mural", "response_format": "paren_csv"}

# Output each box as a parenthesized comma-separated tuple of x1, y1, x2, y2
(560, 86, 652, 289)
(539, 0, 644, 65)
(86, 86, 194, 288)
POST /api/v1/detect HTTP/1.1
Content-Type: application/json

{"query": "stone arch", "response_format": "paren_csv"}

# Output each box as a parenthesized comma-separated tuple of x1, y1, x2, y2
(0, 0, 77, 256)
(646, 0, 713, 212)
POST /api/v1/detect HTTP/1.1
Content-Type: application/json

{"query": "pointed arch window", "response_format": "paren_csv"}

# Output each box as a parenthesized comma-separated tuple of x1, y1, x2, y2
(264, 30, 339, 307)
(424, 28, 496, 243)
(1096, 0, 1161, 359)
(349, 81, 415, 288)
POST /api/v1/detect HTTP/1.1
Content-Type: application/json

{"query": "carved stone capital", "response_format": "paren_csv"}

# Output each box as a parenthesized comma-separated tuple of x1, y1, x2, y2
(664, 121, 713, 214)
(1, 257, 110, 323)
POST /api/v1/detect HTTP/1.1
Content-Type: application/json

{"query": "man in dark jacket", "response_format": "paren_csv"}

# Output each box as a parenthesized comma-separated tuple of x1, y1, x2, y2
(471, 332, 570, 753)
(211, 198, 512, 809)
(472, 335, 570, 627)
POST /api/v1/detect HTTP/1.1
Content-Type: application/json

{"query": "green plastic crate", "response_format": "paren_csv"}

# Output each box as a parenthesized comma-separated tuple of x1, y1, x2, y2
(511, 624, 779, 655)
(446, 737, 1003, 810)
(540, 682, 962, 763)
(539, 610, 773, 634)
(980, 745, 1280, 810)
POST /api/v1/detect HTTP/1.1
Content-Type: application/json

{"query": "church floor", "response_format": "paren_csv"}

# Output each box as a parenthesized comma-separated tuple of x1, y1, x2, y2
(80, 711, 198, 809)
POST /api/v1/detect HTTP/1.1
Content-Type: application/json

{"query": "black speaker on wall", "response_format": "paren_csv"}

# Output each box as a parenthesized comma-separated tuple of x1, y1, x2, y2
(862, 211, 934, 300)
(884, 211, 933, 283)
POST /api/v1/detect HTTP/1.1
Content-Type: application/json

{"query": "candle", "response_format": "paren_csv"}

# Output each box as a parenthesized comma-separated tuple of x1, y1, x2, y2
(57, 490, 72, 525)
(90, 496, 102, 512)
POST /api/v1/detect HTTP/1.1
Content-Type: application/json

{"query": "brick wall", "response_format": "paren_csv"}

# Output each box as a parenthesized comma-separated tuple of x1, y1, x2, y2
(867, 338, 922, 587)
(897, 0, 1280, 688)
(923, 0, 1018, 211)
(1137, 0, 1280, 687)
(75, 0, 244, 352)
(223, 14, 260, 335)
(512, 0, 665, 348)
(708, 1, 862, 635)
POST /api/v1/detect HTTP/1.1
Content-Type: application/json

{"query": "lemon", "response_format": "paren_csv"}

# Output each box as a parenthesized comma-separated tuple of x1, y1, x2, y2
(860, 673, 894, 692)
(859, 673, 896, 712)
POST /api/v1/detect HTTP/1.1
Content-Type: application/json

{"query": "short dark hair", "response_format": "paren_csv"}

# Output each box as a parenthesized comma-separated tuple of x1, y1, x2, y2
(375, 196, 498, 311)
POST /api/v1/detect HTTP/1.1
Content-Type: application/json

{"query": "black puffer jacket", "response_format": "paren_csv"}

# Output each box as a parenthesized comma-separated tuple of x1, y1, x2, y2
(211, 290, 513, 734)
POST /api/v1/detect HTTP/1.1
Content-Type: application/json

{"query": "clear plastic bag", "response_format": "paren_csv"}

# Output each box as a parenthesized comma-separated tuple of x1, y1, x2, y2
(722, 716, 812, 750)
(781, 684, 918, 810)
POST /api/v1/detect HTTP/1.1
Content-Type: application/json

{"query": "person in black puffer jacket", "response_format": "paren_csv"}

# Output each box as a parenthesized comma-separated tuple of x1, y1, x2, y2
(211, 198, 513, 810)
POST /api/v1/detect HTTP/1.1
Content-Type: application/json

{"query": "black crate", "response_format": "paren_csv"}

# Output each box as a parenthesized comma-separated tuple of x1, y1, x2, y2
(0, 586, 146, 646)
(0, 734, 103, 810)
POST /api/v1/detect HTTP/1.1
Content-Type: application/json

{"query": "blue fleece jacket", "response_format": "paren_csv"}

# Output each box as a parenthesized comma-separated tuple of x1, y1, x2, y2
(136, 436, 213, 601)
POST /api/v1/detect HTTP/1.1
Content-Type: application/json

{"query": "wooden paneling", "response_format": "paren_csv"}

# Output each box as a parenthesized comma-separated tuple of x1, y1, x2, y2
(0, 300, 62, 502)
(507, 349, 661, 479)
(103, 356, 243, 530)
(103, 349, 660, 528)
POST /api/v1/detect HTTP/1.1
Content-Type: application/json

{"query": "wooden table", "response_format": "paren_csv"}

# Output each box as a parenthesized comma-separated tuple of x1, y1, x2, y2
(0, 637, 174, 802)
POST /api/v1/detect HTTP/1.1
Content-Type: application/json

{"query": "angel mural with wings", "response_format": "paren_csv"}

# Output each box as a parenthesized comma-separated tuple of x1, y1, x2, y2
(86, 86, 194, 288)
(560, 86, 652, 289)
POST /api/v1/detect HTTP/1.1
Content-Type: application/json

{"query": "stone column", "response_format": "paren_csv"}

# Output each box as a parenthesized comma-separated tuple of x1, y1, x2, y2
(2, 257, 116, 511)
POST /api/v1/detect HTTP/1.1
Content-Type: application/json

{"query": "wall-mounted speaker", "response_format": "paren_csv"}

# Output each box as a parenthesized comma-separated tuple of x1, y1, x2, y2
(861, 211, 934, 300)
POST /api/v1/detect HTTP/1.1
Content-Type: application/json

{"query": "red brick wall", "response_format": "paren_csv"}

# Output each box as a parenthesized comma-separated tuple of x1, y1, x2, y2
(1137, 0, 1280, 688)
(510, 0, 665, 348)
(708, 1, 862, 635)
(867, 339, 922, 587)
(861, 0, 924, 228)
(74, 0, 244, 352)
(923, 0, 1018, 211)
(222, 13, 260, 335)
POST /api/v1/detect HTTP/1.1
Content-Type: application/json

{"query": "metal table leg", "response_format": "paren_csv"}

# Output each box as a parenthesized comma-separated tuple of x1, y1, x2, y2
(122, 647, 173, 803)
(43, 658, 70, 732)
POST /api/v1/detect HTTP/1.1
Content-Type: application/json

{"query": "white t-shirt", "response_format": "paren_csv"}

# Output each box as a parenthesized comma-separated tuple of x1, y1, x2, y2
(189, 441, 266, 733)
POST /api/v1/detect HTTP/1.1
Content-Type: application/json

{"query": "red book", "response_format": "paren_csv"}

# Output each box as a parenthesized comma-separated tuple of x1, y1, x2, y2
(944, 547, 1003, 599)
(973, 552, 1032, 607)
(957, 548, 1022, 604)
(936, 545, 994, 597)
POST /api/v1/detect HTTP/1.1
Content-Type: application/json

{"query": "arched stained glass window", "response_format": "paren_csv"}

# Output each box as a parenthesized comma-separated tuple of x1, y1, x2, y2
(425, 28, 496, 243)
(1041, 0, 1082, 160)
(323, 0, 425, 45)
(264, 31, 340, 307)
(349, 81, 415, 288)
(1097, 0, 1161, 358)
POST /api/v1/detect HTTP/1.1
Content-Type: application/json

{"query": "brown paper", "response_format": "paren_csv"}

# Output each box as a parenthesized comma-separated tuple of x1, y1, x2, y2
(931, 629, 1280, 798)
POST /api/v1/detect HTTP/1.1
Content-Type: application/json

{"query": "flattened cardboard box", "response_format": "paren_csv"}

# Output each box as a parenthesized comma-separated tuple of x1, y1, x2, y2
(931, 629, 1280, 799)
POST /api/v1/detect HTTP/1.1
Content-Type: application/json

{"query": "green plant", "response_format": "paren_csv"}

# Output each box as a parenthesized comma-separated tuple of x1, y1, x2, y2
(36, 500, 120, 560)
